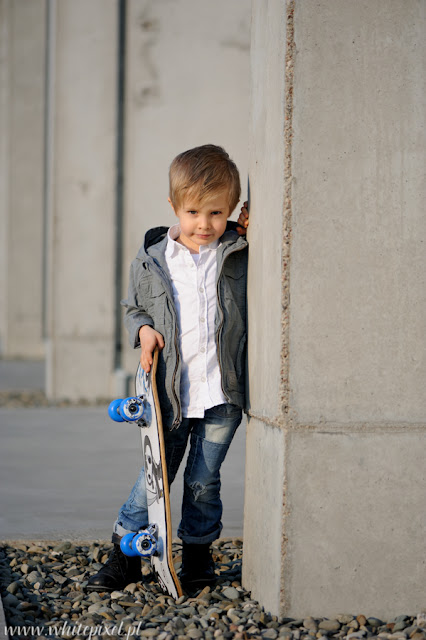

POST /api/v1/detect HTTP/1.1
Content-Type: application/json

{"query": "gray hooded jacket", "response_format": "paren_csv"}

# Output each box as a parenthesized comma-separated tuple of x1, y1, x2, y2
(121, 221, 248, 430)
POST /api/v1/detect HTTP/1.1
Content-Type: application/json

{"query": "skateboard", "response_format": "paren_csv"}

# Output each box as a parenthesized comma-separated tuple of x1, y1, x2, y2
(108, 347, 182, 599)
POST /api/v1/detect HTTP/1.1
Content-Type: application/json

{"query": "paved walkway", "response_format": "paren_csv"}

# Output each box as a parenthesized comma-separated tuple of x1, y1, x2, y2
(0, 360, 246, 541)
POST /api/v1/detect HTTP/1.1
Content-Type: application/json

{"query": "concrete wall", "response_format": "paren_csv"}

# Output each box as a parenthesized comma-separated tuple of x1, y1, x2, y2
(0, 0, 250, 397)
(122, 0, 250, 374)
(242, 0, 288, 615)
(41, 0, 250, 399)
(45, 0, 118, 399)
(0, 0, 46, 358)
(243, 0, 426, 619)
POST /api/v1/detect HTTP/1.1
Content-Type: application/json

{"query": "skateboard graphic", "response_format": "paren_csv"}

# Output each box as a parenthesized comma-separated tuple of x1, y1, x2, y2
(108, 347, 182, 599)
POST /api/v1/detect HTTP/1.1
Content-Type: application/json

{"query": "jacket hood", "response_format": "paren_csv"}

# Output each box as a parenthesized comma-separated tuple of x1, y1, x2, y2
(136, 221, 246, 260)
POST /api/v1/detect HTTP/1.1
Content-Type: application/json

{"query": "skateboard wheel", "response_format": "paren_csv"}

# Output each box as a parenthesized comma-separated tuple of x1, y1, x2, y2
(119, 396, 145, 422)
(133, 532, 157, 557)
(108, 399, 124, 422)
(120, 533, 140, 557)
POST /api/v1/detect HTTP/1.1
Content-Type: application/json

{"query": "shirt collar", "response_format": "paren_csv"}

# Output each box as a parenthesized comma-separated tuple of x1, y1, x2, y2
(166, 224, 220, 258)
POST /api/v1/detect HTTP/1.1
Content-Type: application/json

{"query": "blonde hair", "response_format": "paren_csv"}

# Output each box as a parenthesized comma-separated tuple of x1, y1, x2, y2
(169, 144, 241, 213)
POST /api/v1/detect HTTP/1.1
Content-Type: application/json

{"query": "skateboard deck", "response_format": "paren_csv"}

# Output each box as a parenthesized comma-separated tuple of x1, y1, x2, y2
(108, 348, 182, 599)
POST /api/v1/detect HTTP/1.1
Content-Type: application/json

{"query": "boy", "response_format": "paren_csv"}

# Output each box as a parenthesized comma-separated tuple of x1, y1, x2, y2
(88, 144, 249, 594)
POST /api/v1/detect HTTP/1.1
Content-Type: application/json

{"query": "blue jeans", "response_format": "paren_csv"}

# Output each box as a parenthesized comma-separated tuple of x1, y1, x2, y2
(114, 403, 242, 545)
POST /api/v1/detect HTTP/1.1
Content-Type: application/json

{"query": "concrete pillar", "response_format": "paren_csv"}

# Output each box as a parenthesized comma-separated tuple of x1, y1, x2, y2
(0, 0, 46, 358)
(122, 0, 250, 374)
(45, 1, 118, 399)
(243, 0, 426, 619)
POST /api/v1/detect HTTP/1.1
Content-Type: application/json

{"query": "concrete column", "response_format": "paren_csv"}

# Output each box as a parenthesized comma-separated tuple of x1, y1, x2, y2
(243, 0, 426, 618)
(46, 0, 118, 399)
(122, 0, 250, 374)
(0, 0, 46, 358)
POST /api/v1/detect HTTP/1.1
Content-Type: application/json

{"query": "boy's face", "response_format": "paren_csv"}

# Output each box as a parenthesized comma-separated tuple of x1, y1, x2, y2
(169, 189, 231, 253)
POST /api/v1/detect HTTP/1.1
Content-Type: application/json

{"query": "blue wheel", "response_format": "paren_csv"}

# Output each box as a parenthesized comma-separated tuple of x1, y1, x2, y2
(119, 397, 145, 422)
(108, 399, 124, 422)
(133, 531, 157, 558)
(120, 533, 140, 557)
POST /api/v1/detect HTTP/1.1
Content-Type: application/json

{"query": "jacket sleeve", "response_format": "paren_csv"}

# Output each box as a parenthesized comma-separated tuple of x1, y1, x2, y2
(120, 261, 154, 349)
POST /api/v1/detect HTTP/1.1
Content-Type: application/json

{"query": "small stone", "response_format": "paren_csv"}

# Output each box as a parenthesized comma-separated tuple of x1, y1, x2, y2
(303, 618, 318, 631)
(17, 602, 38, 612)
(26, 571, 45, 587)
(53, 542, 72, 553)
(337, 614, 355, 624)
(28, 546, 45, 554)
(6, 581, 20, 595)
(3, 593, 20, 607)
(417, 615, 426, 629)
(222, 587, 240, 601)
(357, 616, 368, 627)
(262, 631, 278, 639)
(369, 618, 384, 628)
(124, 583, 137, 594)
(319, 620, 341, 633)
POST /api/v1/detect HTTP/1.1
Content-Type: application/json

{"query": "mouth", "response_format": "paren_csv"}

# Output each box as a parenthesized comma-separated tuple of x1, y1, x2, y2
(196, 234, 212, 239)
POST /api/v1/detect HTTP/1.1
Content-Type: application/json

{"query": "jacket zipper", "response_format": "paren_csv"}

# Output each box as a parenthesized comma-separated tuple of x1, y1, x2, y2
(170, 323, 181, 429)
(149, 258, 182, 429)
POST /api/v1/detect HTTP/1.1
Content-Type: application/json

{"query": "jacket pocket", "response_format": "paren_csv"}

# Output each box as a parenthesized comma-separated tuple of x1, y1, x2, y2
(136, 274, 152, 304)
(149, 280, 166, 330)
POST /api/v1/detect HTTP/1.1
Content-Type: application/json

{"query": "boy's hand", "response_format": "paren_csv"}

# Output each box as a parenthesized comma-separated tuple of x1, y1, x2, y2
(237, 201, 249, 235)
(139, 325, 165, 373)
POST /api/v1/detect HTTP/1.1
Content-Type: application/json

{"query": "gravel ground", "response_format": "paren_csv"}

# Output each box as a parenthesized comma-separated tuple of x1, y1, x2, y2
(1, 540, 425, 640)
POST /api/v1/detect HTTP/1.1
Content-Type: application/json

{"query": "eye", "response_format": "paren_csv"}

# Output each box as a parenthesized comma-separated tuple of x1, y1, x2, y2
(211, 211, 223, 216)
(187, 210, 197, 215)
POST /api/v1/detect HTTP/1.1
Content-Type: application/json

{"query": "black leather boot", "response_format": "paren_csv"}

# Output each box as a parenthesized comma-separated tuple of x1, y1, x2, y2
(179, 542, 216, 593)
(86, 543, 142, 592)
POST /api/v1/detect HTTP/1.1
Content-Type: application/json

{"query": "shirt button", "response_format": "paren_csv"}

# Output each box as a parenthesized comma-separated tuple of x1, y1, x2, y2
(201, 376, 206, 383)
(200, 347, 206, 353)
(199, 286, 204, 293)
(200, 317, 205, 323)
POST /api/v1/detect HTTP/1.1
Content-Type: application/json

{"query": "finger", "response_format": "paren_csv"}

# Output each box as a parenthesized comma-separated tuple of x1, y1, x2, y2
(141, 351, 153, 373)
(156, 333, 165, 349)
(141, 356, 150, 373)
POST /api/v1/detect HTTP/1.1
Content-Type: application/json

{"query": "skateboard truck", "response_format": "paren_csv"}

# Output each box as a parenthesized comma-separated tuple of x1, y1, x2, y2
(108, 396, 150, 426)
(120, 524, 160, 558)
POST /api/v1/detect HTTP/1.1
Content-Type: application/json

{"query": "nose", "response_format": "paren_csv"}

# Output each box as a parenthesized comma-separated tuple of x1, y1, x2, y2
(198, 214, 211, 230)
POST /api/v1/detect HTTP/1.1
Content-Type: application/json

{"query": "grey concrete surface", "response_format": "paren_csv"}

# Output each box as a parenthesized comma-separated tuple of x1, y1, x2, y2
(290, 1, 426, 425)
(0, 405, 245, 541)
(0, 594, 7, 640)
(0, 0, 46, 360)
(0, 359, 44, 391)
(286, 428, 426, 619)
(244, 0, 426, 619)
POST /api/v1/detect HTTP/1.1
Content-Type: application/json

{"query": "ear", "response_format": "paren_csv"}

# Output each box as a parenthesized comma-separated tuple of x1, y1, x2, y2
(167, 197, 176, 214)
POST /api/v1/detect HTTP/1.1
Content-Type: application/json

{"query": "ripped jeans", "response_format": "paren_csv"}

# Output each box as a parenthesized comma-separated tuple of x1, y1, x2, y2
(113, 403, 242, 545)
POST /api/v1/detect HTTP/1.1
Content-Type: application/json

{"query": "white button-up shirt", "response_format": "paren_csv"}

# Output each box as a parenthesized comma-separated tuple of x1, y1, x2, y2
(165, 224, 227, 417)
